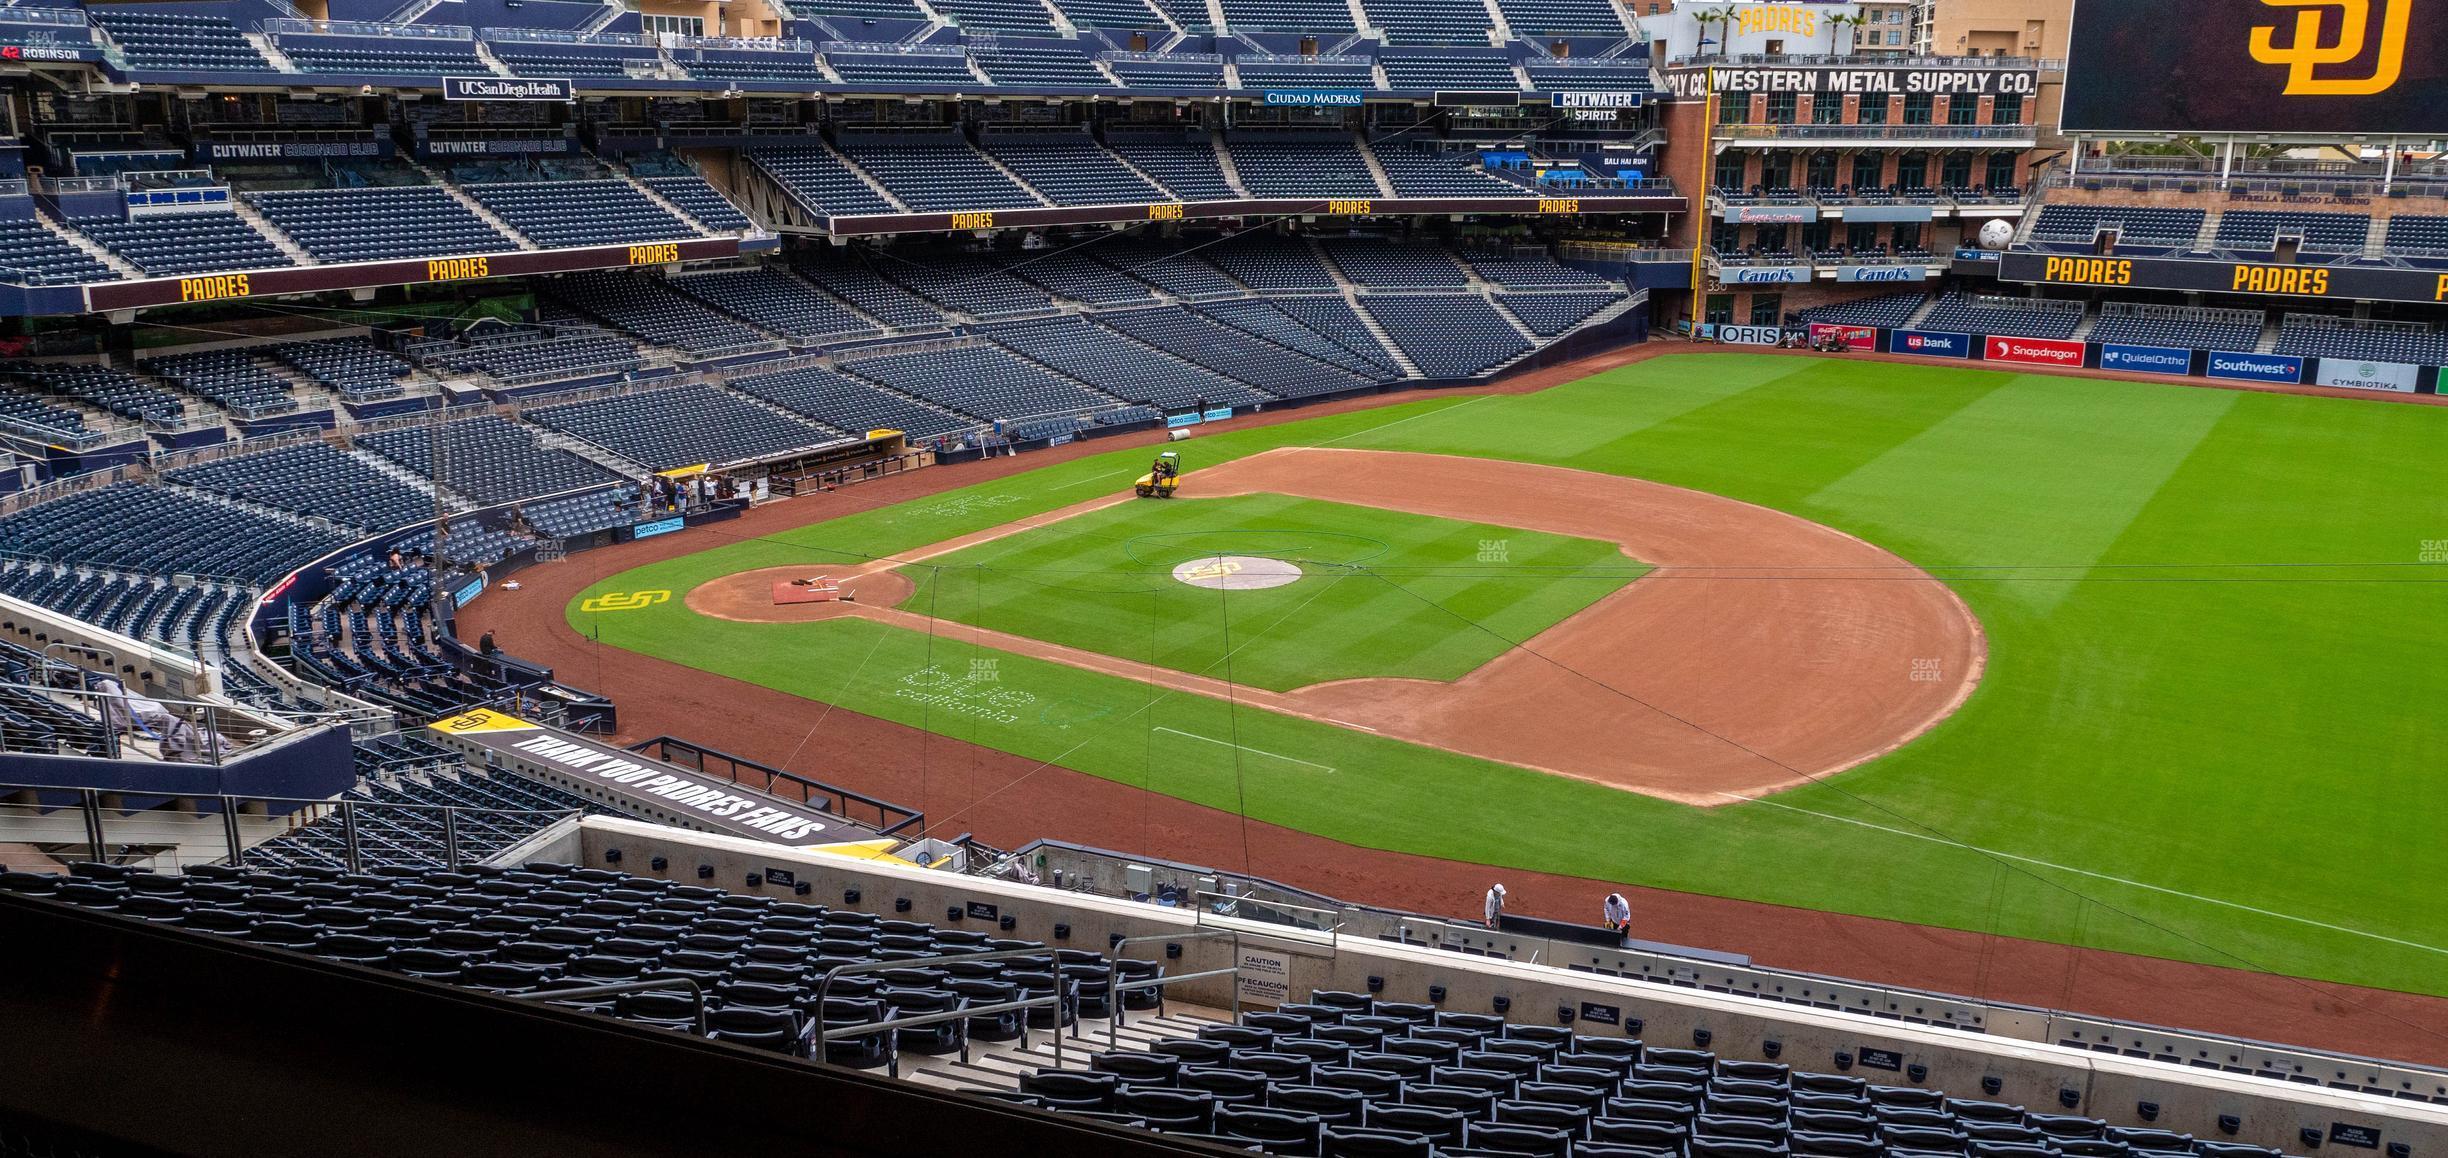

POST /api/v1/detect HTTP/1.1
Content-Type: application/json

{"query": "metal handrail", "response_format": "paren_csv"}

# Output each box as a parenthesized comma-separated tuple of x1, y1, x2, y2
(504, 976, 708, 1035)
(813, 946, 1080, 1077)
(1105, 927, 1245, 1048)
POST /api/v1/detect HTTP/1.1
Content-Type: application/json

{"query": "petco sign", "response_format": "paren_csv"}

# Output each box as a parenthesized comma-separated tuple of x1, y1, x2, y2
(2313, 358, 2419, 393)
(1717, 324, 1781, 346)
(1984, 336, 2085, 367)
(1893, 329, 1973, 359)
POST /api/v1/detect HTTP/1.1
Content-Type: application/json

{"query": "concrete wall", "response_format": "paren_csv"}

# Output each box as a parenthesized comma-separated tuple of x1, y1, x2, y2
(578, 818, 2448, 1158)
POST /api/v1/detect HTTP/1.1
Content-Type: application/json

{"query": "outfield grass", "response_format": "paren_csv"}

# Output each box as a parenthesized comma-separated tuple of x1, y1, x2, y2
(893, 493, 1642, 691)
(571, 356, 2448, 996)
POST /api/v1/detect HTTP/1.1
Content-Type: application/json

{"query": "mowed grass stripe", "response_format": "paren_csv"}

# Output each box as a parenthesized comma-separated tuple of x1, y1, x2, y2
(897, 495, 1638, 692)
(574, 356, 2448, 996)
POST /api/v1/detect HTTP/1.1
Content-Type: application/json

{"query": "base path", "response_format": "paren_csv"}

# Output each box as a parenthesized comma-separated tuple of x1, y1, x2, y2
(690, 448, 1985, 805)
(463, 346, 2448, 1064)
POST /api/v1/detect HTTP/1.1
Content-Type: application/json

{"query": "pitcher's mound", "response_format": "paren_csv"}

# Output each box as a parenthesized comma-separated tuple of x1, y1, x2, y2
(1172, 554, 1302, 590)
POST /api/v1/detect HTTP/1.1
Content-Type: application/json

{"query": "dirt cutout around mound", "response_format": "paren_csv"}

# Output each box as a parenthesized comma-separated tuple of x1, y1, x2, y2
(688, 448, 1985, 805)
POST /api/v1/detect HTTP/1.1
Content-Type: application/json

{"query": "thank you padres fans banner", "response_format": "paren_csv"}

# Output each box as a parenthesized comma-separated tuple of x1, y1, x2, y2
(427, 708, 841, 843)
(2064, 0, 2446, 134)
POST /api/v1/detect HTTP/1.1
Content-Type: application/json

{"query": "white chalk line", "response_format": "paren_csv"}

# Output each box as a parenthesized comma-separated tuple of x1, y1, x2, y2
(1718, 792, 2448, 957)
(1155, 726, 1336, 772)
(1055, 471, 1135, 490)
(1317, 394, 1492, 447)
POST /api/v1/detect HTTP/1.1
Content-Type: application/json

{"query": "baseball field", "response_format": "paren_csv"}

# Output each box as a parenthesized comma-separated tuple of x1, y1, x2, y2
(563, 353, 2448, 999)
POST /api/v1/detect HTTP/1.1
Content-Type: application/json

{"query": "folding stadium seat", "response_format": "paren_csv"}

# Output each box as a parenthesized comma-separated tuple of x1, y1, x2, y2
(1114, 1086, 1217, 1132)
(1154, 1038, 1235, 1066)
(1219, 1105, 1326, 1155)
(1405, 1084, 1498, 1119)
(1092, 1051, 1182, 1087)
(1179, 1067, 1271, 1107)
(1270, 1085, 1366, 1127)
(1021, 1070, 1118, 1112)
(704, 1006, 806, 1056)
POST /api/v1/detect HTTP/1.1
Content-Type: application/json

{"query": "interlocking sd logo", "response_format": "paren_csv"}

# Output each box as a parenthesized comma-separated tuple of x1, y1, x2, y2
(2250, 0, 2410, 95)
(579, 589, 671, 613)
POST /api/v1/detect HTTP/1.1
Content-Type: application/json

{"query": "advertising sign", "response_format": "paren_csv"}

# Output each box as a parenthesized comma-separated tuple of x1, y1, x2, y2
(1717, 324, 1782, 345)
(1260, 88, 1365, 107)
(2313, 358, 2420, 393)
(1983, 335, 2086, 367)
(1165, 411, 1203, 428)
(2000, 251, 2448, 307)
(632, 516, 685, 539)
(1550, 90, 1646, 109)
(1808, 322, 1878, 350)
(2099, 343, 2193, 376)
(1721, 265, 1813, 285)
(1721, 205, 1813, 224)
(2063, 0, 2447, 135)
(443, 76, 574, 102)
(1892, 329, 1973, 358)
(2205, 351, 2304, 385)
(1201, 407, 1234, 422)
(1837, 265, 1930, 283)
(1664, 65, 2038, 100)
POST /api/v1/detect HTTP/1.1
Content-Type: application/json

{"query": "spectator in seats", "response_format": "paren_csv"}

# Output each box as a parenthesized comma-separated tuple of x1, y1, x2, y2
(478, 630, 499, 656)
(1603, 892, 1632, 937)
(1484, 882, 1507, 928)
(387, 547, 405, 571)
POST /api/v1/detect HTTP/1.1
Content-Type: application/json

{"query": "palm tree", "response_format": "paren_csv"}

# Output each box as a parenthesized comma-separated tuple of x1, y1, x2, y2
(1692, 4, 1737, 59)
(1825, 12, 1862, 58)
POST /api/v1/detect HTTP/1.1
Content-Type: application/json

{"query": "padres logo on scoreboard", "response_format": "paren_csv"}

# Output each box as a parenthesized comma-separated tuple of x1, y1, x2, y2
(2249, 0, 2410, 96)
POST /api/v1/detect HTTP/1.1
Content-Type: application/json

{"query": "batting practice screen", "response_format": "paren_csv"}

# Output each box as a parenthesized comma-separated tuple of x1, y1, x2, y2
(2062, 0, 2448, 135)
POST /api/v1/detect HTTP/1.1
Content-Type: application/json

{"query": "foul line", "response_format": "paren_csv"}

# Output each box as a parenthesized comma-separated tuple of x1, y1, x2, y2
(1719, 792, 2448, 958)
(1055, 471, 1135, 490)
(1317, 394, 1491, 447)
(1154, 726, 1336, 772)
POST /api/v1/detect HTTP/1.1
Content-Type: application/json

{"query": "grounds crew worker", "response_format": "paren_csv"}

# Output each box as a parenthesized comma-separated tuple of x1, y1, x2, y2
(1484, 883, 1506, 929)
(1603, 892, 1632, 936)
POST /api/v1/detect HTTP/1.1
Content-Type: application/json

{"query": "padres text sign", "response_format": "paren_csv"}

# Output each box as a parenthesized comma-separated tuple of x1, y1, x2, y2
(2064, 0, 2443, 134)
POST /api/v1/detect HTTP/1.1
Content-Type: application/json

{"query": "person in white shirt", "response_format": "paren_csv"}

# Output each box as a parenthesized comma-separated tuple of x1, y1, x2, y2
(1603, 892, 1632, 937)
(1483, 883, 1507, 929)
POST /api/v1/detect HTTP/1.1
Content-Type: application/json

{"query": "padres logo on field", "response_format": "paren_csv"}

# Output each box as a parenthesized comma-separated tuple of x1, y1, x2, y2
(1179, 558, 1244, 583)
(580, 589, 670, 613)
(2250, 0, 2410, 96)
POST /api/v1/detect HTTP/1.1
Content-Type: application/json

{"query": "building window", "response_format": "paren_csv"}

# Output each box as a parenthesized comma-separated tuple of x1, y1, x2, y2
(1714, 157, 1745, 192)
(1947, 96, 1979, 125)
(1704, 294, 1734, 324)
(1903, 93, 1933, 125)
(1941, 152, 1973, 188)
(1993, 92, 2024, 125)
(1847, 221, 1881, 251)
(1897, 152, 1929, 190)
(1851, 153, 1883, 191)
(1765, 92, 1798, 124)
(1886, 29, 1902, 44)
(1710, 222, 1740, 251)
(1810, 95, 1841, 124)
(1985, 152, 2019, 189)
(1751, 293, 1784, 325)
(643, 14, 703, 35)
(1893, 223, 1922, 252)
(1806, 151, 1839, 190)
(1858, 96, 1890, 125)
(1718, 95, 1747, 124)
